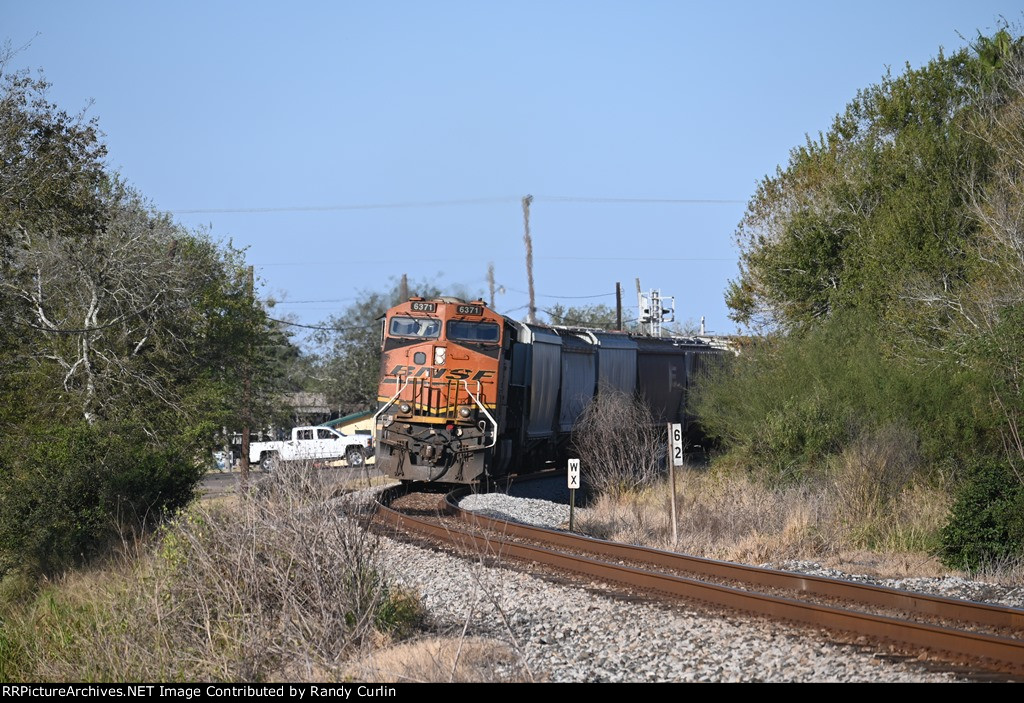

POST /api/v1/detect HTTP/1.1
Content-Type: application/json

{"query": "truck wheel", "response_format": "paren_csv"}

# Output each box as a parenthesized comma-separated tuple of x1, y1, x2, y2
(345, 447, 365, 468)
(260, 452, 279, 472)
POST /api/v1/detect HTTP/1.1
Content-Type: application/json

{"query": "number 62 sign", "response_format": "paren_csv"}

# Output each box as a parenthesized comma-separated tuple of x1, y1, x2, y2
(669, 423, 683, 467)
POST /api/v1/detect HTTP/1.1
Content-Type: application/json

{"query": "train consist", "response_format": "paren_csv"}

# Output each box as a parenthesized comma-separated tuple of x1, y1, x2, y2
(373, 296, 728, 483)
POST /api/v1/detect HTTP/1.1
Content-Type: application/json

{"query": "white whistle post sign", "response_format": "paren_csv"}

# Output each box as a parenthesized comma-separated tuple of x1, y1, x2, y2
(568, 458, 580, 532)
(567, 458, 581, 489)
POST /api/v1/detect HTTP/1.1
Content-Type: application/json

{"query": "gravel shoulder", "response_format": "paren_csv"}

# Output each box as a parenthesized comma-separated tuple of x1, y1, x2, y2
(459, 491, 1024, 611)
(366, 490, 989, 682)
(391, 489, 1024, 682)
(380, 534, 956, 682)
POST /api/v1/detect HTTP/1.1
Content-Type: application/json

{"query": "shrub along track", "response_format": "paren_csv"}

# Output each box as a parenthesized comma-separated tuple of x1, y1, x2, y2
(373, 478, 1024, 679)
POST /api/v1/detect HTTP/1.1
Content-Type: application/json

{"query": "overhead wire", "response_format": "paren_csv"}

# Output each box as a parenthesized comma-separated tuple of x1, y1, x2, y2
(170, 197, 516, 214)
(535, 195, 744, 205)
(505, 287, 615, 300)
(540, 256, 733, 262)
(170, 194, 738, 325)
(270, 298, 359, 304)
(255, 256, 734, 267)
(170, 195, 744, 215)
(267, 316, 375, 332)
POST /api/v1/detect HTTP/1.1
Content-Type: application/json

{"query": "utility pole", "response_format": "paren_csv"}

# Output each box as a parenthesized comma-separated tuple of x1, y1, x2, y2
(240, 264, 254, 487)
(487, 262, 496, 309)
(636, 278, 646, 335)
(522, 194, 536, 324)
(399, 273, 408, 302)
(615, 281, 623, 331)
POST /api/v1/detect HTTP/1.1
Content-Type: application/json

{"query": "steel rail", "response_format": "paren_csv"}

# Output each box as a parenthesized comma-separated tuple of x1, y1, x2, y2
(375, 486, 1024, 674)
(444, 489, 1024, 632)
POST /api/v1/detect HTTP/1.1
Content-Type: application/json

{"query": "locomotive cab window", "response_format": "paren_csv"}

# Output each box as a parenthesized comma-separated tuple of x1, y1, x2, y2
(447, 320, 500, 343)
(389, 316, 441, 339)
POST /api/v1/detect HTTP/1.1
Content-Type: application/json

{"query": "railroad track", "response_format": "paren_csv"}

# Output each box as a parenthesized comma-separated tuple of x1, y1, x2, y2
(373, 478, 1024, 678)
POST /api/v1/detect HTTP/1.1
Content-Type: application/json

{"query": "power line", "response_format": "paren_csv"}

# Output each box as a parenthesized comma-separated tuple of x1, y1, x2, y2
(255, 258, 487, 267)
(540, 306, 643, 329)
(268, 316, 376, 332)
(535, 196, 744, 205)
(170, 197, 516, 214)
(270, 298, 358, 304)
(169, 195, 744, 215)
(506, 287, 615, 300)
(541, 256, 733, 262)
(256, 256, 734, 267)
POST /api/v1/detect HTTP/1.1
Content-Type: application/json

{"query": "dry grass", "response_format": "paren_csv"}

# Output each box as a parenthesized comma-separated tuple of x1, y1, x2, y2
(0, 461, 422, 682)
(344, 636, 529, 683)
(578, 436, 955, 579)
(0, 462, 536, 683)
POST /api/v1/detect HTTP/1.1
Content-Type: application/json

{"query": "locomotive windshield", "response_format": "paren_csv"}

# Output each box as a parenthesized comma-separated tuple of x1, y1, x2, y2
(389, 316, 441, 339)
(447, 320, 500, 343)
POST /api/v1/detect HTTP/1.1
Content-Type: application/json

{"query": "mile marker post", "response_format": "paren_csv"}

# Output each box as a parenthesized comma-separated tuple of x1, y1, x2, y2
(668, 423, 683, 546)
(567, 458, 581, 532)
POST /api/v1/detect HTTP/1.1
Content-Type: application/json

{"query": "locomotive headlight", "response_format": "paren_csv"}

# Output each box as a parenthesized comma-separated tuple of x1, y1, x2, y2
(458, 406, 472, 418)
(399, 403, 412, 414)
(434, 347, 446, 365)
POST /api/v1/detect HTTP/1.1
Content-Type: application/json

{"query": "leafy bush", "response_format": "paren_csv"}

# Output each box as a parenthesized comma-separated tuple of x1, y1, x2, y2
(691, 314, 991, 485)
(0, 422, 203, 580)
(937, 305, 1024, 569)
(941, 460, 1024, 570)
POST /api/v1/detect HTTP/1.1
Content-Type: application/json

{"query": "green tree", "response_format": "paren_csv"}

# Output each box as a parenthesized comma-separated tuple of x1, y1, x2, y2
(0, 67, 282, 579)
(545, 302, 619, 328)
(697, 28, 1024, 568)
(726, 47, 993, 337)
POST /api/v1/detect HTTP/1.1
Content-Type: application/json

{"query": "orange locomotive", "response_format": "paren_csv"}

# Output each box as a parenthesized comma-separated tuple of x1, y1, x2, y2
(374, 297, 505, 482)
(373, 296, 726, 484)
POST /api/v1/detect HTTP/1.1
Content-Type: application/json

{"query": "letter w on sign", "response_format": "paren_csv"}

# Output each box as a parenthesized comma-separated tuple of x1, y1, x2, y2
(567, 459, 580, 489)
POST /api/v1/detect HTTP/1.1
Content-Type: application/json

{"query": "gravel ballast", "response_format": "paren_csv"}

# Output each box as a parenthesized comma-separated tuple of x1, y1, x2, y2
(415, 488, 1024, 681)
(460, 493, 573, 530)
(460, 490, 1024, 611)
(380, 535, 956, 682)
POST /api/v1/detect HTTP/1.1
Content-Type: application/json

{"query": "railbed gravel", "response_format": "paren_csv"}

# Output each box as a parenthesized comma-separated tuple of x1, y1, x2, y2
(460, 491, 1024, 611)
(379, 534, 957, 682)
(367, 491, 964, 682)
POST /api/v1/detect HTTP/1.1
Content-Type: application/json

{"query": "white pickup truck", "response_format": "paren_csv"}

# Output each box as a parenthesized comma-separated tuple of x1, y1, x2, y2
(249, 426, 373, 471)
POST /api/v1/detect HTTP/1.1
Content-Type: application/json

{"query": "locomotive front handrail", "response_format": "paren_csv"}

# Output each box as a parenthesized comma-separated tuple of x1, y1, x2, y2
(462, 379, 498, 450)
(372, 375, 409, 447)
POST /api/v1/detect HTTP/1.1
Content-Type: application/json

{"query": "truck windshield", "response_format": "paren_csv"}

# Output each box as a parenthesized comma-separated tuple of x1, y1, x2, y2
(447, 320, 500, 343)
(389, 316, 441, 339)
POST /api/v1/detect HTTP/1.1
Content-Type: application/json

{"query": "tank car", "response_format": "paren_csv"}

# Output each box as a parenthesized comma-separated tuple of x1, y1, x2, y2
(373, 296, 725, 483)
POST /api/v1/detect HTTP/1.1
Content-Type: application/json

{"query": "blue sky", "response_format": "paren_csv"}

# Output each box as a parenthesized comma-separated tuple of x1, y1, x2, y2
(4, 2, 1018, 337)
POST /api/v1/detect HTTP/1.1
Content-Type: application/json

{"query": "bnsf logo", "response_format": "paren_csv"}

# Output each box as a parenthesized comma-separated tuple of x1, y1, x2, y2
(385, 365, 495, 381)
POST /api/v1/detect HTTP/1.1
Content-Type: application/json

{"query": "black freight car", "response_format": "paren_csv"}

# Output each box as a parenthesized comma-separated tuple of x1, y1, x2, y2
(373, 298, 729, 484)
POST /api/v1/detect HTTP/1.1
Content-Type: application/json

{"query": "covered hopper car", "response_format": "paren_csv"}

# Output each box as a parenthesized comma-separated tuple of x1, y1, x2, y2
(373, 296, 725, 483)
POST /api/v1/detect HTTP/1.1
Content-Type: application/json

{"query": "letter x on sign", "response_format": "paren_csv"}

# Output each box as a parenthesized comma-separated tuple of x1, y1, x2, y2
(567, 459, 580, 489)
